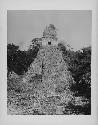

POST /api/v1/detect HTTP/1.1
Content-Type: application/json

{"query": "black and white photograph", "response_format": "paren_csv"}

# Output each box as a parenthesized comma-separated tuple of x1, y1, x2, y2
(7, 10, 91, 115)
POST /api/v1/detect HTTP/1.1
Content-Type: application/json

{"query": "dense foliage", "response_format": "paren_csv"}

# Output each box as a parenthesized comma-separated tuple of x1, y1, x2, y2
(7, 41, 91, 115)
(7, 43, 91, 94)
(7, 43, 39, 75)
(60, 44, 91, 114)
(59, 44, 91, 96)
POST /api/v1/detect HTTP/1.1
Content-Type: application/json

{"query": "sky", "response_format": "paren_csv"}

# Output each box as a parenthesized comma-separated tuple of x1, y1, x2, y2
(7, 10, 92, 51)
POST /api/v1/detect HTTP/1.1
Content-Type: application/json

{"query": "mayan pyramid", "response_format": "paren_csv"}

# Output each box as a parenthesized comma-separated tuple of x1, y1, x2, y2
(8, 24, 89, 115)
(20, 24, 75, 115)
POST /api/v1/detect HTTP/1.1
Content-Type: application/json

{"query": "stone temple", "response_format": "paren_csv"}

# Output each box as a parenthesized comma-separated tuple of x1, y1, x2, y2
(22, 24, 75, 114)
(8, 24, 88, 115)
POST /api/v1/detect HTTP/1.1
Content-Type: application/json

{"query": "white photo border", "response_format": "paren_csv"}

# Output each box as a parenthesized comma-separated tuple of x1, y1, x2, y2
(0, 0, 97, 125)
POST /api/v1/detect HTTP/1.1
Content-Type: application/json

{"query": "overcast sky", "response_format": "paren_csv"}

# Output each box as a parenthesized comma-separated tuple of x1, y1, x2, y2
(7, 10, 91, 51)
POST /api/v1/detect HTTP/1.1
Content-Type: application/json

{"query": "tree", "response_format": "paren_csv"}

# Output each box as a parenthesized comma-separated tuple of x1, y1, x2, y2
(7, 43, 19, 74)
(58, 44, 91, 98)
(7, 42, 39, 75)
(67, 46, 91, 99)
